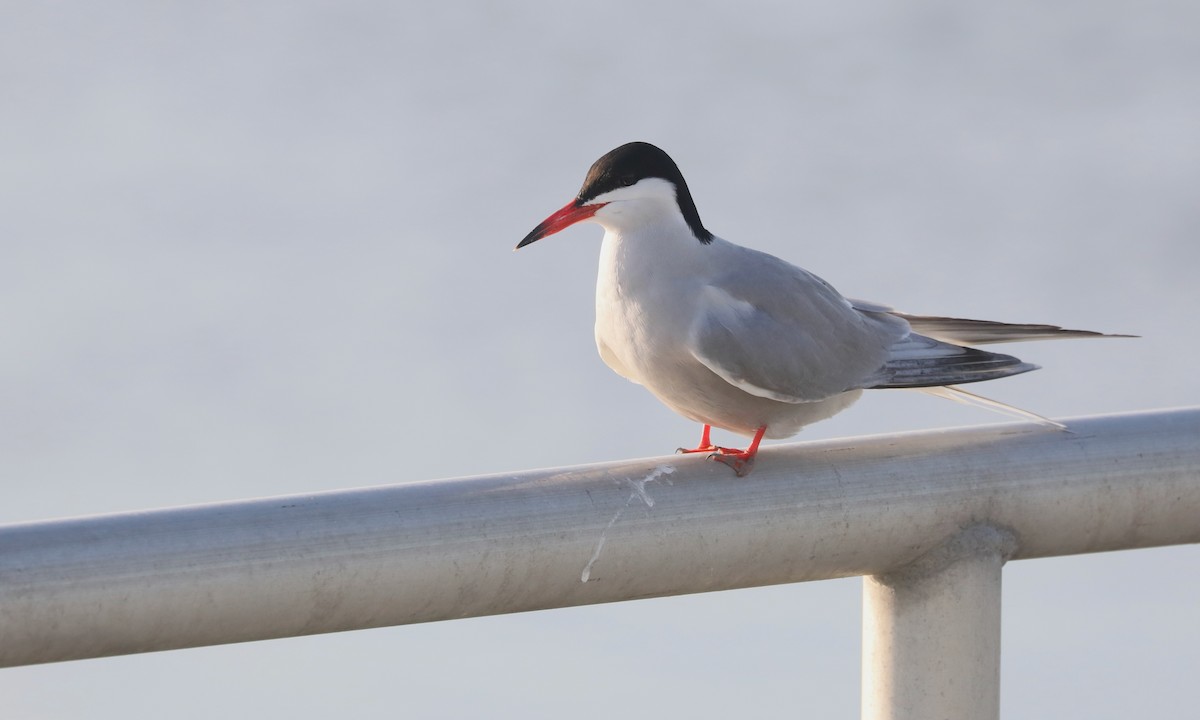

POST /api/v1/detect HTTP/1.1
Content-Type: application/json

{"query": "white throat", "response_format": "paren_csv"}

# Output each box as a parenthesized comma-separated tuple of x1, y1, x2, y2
(590, 177, 705, 250)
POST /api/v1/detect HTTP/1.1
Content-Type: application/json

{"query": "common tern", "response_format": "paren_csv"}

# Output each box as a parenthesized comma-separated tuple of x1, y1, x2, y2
(517, 141, 1125, 476)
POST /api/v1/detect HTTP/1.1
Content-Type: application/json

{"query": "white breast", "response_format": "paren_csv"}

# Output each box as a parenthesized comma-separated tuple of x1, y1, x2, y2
(593, 223, 705, 387)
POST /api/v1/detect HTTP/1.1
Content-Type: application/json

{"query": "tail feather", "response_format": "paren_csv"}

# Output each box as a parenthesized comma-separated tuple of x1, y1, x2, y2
(920, 385, 1067, 430)
(851, 308, 1128, 428)
(892, 313, 1135, 346)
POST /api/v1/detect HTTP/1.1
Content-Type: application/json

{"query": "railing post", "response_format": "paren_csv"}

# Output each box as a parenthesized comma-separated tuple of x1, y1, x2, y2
(862, 525, 1016, 720)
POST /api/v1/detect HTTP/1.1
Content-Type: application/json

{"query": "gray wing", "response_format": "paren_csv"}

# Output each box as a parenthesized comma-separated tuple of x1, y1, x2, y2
(861, 334, 1039, 389)
(687, 245, 1074, 403)
(687, 258, 905, 403)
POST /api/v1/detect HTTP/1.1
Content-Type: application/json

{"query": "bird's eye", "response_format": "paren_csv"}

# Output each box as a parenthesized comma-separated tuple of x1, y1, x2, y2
(620, 176, 637, 187)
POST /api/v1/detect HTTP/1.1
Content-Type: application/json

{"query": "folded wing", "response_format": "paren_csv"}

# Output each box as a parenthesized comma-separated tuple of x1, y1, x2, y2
(687, 261, 904, 403)
(688, 259, 1125, 406)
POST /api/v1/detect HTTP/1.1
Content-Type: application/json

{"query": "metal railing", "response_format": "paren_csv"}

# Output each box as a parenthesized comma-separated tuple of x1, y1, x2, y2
(2, 407, 1198, 719)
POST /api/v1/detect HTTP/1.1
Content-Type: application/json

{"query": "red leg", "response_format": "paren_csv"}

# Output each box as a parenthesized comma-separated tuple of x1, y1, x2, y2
(707, 425, 767, 477)
(676, 424, 717, 454)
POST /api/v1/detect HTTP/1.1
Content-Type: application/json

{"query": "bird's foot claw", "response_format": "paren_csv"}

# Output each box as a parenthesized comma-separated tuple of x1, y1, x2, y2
(677, 445, 718, 455)
(706, 449, 756, 477)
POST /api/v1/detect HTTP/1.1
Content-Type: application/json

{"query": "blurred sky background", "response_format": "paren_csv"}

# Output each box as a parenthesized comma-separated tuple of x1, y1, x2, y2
(2, 2, 1198, 717)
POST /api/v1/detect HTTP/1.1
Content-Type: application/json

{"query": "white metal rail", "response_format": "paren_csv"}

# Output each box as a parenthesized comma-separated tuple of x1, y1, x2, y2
(2, 407, 1198, 719)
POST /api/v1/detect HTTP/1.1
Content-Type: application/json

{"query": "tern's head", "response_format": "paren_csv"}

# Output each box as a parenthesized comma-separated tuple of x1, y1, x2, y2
(516, 141, 712, 249)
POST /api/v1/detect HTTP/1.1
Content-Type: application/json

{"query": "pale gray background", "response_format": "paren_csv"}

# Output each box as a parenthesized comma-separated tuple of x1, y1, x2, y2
(3, 2, 1198, 718)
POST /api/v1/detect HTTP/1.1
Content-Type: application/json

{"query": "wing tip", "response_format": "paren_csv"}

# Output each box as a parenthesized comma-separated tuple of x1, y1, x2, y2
(869, 342, 1040, 389)
(894, 313, 1140, 345)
